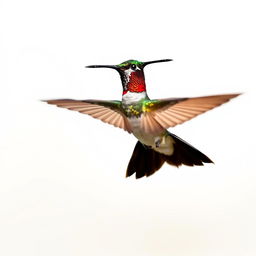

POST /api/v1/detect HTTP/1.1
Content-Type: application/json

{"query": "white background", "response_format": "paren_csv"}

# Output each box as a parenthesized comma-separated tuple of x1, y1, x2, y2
(1, 0, 256, 255)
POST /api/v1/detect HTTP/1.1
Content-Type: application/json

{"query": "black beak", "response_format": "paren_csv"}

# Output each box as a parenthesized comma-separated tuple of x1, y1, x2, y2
(86, 64, 118, 70)
(86, 59, 172, 70)
(143, 59, 173, 67)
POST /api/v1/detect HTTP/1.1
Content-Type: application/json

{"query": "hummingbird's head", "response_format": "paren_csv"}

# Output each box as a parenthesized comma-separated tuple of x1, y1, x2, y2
(86, 59, 172, 95)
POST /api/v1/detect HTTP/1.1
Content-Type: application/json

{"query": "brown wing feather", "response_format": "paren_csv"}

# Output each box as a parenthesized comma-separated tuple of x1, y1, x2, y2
(141, 113, 165, 135)
(150, 94, 240, 132)
(44, 99, 132, 133)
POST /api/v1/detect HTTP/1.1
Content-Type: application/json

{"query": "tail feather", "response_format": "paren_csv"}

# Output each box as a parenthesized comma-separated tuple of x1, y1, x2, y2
(126, 141, 165, 179)
(126, 134, 213, 179)
(166, 133, 213, 167)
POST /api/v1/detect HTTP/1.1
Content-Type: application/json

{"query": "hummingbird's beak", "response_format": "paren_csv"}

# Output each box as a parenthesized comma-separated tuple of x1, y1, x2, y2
(86, 64, 118, 70)
(143, 59, 173, 67)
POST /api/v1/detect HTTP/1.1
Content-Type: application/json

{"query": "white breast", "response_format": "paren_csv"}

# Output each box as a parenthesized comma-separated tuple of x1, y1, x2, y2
(122, 91, 147, 105)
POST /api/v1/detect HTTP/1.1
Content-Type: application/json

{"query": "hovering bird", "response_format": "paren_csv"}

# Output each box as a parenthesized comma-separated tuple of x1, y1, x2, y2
(44, 59, 240, 179)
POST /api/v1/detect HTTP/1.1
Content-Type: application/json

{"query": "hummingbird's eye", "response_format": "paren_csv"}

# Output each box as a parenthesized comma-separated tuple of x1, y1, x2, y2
(131, 64, 136, 70)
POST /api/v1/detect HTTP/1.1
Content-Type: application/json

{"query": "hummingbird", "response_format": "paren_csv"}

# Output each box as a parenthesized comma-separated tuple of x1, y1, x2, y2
(44, 59, 240, 179)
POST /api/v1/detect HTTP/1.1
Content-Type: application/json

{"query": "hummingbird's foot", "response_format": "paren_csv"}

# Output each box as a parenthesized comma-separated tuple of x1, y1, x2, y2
(154, 137, 162, 148)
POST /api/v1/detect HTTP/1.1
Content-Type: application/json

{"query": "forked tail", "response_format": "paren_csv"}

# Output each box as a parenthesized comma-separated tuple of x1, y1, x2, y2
(126, 133, 213, 179)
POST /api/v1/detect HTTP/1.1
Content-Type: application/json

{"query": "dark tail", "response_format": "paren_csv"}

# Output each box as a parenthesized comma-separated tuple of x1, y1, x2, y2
(126, 133, 213, 179)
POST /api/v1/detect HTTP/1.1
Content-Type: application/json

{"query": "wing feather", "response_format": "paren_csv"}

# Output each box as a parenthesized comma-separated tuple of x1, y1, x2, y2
(141, 113, 165, 135)
(146, 94, 240, 133)
(152, 113, 170, 127)
(103, 112, 118, 123)
(44, 99, 132, 133)
(170, 106, 202, 115)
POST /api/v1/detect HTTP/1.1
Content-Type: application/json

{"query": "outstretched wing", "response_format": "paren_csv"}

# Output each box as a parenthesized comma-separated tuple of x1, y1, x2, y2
(141, 94, 240, 134)
(43, 99, 132, 133)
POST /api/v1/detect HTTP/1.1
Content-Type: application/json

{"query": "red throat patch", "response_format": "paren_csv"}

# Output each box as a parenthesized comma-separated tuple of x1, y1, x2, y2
(123, 71, 146, 95)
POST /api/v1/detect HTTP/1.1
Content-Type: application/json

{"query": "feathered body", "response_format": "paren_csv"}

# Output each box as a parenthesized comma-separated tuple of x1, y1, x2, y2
(122, 90, 174, 155)
(44, 59, 240, 178)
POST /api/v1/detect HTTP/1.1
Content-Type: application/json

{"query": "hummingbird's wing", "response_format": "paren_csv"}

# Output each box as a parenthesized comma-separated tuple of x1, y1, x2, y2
(142, 94, 240, 134)
(44, 99, 132, 133)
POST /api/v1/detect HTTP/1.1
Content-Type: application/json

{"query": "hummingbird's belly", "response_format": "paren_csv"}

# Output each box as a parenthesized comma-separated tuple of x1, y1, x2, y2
(128, 117, 174, 156)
